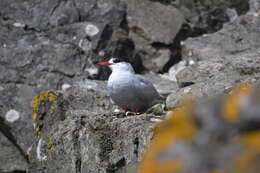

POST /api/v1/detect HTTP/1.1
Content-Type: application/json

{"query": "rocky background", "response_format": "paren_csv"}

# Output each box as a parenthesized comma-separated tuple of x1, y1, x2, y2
(0, 0, 260, 172)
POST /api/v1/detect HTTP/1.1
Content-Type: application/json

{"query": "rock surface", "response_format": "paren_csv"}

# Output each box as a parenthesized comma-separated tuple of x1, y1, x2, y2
(165, 3, 260, 108)
(140, 83, 260, 173)
(0, 117, 28, 172)
(0, 0, 259, 172)
(28, 83, 157, 173)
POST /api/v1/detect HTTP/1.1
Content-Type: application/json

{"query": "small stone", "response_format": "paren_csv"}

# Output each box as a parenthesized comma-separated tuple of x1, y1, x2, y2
(176, 67, 197, 88)
(85, 24, 99, 37)
(79, 39, 92, 52)
(5, 109, 20, 123)
(98, 50, 105, 56)
(168, 60, 187, 81)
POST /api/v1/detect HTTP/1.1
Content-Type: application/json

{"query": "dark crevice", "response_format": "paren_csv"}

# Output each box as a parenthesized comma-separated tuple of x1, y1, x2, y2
(157, 23, 209, 73)
(149, 0, 175, 5)
(75, 158, 82, 173)
(72, 128, 82, 173)
(99, 133, 113, 162)
(0, 117, 29, 163)
(23, 25, 42, 33)
(119, 12, 129, 33)
(2, 170, 27, 173)
(94, 25, 114, 53)
(50, 0, 62, 16)
(106, 158, 126, 173)
(133, 137, 139, 158)
(238, 120, 260, 132)
(50, 70, 75, 78)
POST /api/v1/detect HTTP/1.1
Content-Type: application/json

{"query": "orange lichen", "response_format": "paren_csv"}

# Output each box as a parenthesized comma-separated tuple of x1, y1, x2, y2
(139, 98, 196, 173)
(233, 150, 256, 173)
(231, 131, 260, 173)
(210, 169, 224, 173)
(241, 131, 260, 153)
(156, 159, 183, 173)
(222, 83, 252, 123)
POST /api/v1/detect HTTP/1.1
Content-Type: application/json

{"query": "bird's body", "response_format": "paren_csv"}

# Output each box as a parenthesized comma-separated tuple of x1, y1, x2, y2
(98, 58, 164, 113)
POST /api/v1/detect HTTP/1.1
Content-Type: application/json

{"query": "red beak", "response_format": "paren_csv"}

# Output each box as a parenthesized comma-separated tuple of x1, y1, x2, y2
(97, 61, 112, 66)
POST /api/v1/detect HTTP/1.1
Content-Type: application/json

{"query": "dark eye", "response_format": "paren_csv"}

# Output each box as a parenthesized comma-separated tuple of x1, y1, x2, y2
(113, 58, 121, 63)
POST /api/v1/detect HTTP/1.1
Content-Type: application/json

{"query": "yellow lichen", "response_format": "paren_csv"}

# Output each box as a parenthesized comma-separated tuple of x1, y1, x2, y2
(32, 91, 57, 134)
(222, 83, 252, 123)
(50, 102, 59, 114)
(46, 134, 56, 159)
(35, 127, 41, 135)
(139, 98, 196, 173)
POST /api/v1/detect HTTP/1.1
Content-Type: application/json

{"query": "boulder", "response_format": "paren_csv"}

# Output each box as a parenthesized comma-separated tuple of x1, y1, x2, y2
(28, 83, 157, 173)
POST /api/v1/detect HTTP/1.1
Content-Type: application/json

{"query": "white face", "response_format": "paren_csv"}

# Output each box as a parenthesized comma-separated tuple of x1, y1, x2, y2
(108, 58, 135, 73)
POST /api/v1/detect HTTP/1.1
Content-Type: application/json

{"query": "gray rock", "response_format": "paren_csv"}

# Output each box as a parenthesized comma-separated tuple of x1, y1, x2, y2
(165, 6, 260, 108)
(142, 83, 260, 173)
(126, 0, 184, 71)
(127, 0, 184, 44)
(0, 84, 36, 151)
(173, 0, 249, 33)
(175, 66, 198, 88)
(0, 131, 28, 172)
(0, 0, 259, 172)
(28, 85, 155, 173)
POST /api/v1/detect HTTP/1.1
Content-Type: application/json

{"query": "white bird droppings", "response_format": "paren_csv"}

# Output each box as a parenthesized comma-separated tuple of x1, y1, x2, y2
(62, 83, 71, 91)
(85, 24, 99, 36)
(184, 87, 191, 93)
(27, 145, 33, 155)
(13, 22, 26, 28)
(37, 139, 47, 161)
(150, 118, 163, 123)
(85, 67, 98, 76)
(114, 108, 120, 113)
(5, 109, 20, 122)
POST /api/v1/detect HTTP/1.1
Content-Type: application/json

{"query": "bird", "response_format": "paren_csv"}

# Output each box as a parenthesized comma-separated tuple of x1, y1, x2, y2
(97, 58, 164, 114)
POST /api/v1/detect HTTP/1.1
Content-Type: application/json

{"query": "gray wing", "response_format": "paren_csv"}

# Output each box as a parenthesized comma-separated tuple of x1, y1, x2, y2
(132, 75, 163, 105)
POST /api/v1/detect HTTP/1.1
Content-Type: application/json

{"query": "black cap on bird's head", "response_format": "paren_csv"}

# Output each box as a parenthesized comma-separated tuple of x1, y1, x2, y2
(110, 58, 121, 63)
